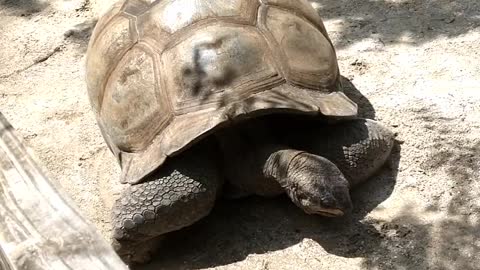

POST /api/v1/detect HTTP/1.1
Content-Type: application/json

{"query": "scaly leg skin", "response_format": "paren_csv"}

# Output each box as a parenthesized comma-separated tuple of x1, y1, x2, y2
(111, 143, 221, 265)
(287, 118, 395, 187)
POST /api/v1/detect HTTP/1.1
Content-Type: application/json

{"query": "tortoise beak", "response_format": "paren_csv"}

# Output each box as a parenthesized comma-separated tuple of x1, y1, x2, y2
(316, 208, 345, 217)
(304, 206, 345, 217)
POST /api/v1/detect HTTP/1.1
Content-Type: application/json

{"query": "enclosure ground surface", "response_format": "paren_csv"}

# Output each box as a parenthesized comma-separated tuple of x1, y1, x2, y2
(1, 0, 479, 269)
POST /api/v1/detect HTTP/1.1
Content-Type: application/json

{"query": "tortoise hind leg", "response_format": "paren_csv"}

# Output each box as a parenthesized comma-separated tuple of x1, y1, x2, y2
(111, 143, 221, 265)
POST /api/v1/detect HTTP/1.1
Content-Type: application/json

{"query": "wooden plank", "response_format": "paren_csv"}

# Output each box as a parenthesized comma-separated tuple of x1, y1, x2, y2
(0, 245, 14, 270)
(0, 112, 128, 270)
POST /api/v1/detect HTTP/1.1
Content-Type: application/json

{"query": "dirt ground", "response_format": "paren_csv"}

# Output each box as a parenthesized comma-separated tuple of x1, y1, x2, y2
(1, 0, 479, 269)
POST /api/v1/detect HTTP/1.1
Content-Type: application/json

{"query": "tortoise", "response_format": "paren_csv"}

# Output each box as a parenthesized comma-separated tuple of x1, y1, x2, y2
(85, 0, 395, 264)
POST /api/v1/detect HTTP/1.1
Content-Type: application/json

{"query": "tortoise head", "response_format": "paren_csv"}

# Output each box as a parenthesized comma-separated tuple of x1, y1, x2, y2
(280, 152, 353, 217)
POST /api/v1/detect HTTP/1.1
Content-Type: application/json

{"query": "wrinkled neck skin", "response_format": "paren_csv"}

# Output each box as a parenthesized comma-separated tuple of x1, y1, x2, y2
(261, 147, 306, 189)
(261, 147, 319, 211)
(215, 125, 287, 197)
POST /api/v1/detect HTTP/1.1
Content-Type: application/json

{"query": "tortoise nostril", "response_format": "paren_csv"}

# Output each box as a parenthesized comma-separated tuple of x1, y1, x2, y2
(320, 195, 337, 208)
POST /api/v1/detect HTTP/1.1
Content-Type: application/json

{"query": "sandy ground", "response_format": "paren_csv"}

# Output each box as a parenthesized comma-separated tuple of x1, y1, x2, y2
(1, 0, 479, 269)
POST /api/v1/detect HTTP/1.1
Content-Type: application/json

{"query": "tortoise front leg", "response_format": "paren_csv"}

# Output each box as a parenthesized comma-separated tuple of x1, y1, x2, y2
(111, 143, 221, 265)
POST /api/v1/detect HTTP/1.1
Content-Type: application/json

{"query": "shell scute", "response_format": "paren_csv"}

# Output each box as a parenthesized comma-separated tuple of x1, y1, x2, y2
(263, 7, 338, 88)
(100, 47, 169, 151)
(161, 24, 280, 115)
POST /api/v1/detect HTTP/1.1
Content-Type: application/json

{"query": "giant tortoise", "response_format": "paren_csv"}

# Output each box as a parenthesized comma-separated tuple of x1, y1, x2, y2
(85, 0, 395, 264)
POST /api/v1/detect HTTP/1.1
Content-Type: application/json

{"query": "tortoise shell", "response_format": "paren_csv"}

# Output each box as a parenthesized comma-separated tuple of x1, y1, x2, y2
(85, 0, 358, 184)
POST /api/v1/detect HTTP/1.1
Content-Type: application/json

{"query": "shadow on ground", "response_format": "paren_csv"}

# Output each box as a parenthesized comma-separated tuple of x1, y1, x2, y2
(309, 0, 480, 48)
(341, 76, 375, 119)
(357, 107, 480, 270)
(64, 19, 98, 53)
(0, 0, 49, 16)
(58, 0, 480, 55)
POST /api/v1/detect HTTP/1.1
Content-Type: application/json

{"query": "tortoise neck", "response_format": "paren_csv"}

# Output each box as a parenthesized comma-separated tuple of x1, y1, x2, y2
(262, 148, 306, 187)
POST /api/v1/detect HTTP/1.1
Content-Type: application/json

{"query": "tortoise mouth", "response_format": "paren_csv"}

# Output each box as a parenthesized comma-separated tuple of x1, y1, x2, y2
(310, 207, 345, 217)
